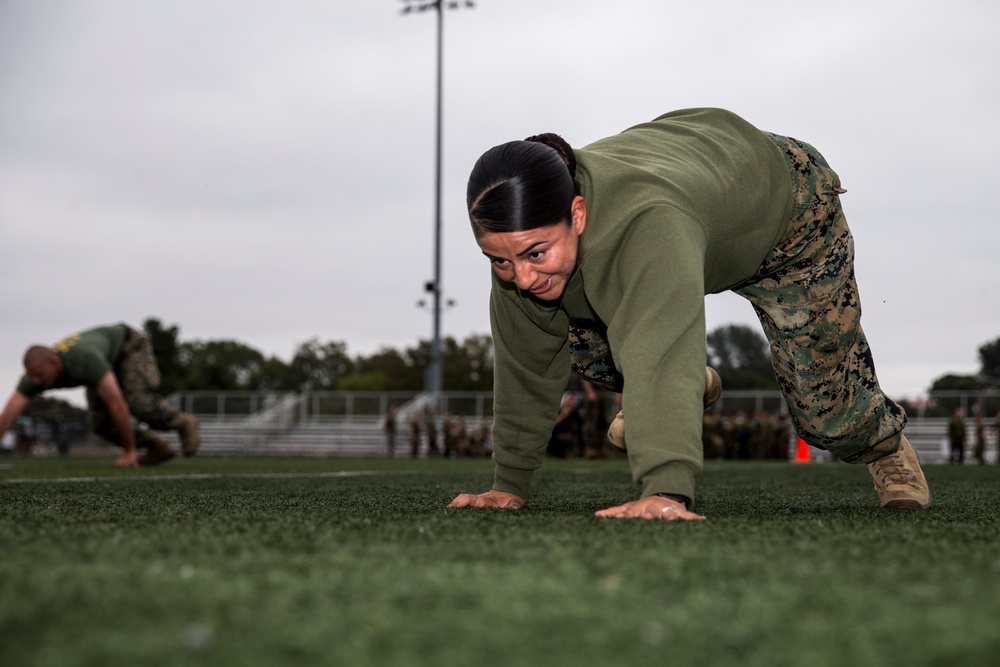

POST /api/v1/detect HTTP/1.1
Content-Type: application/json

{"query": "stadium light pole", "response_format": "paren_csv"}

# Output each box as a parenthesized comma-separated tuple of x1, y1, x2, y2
(401, 0, 474, 406)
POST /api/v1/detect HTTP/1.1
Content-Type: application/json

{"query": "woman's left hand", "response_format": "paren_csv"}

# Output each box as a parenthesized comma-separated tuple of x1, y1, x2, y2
(595, 496, 706, 521)
(448, 489, 526, 510)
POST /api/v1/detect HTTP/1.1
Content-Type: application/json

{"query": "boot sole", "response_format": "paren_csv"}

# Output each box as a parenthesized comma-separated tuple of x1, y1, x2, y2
(882, 498, 932, 510)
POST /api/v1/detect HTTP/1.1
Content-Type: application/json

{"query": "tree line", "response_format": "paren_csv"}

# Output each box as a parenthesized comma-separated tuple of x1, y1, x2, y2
(921, 337, 1000, 417)
(928, 337, 1000, 393)
(143, 318, 495, 394)
(143, 318, 782, 396)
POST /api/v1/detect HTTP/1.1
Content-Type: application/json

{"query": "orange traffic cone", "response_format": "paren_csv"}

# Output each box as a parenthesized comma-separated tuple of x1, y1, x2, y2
(793, 438, 811, 464)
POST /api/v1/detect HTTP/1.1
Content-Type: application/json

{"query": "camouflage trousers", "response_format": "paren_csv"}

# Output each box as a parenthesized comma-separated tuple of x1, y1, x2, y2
(87, 327, 184, 447)
(733, 133, 906, 463)
(568, 134, 906, 464)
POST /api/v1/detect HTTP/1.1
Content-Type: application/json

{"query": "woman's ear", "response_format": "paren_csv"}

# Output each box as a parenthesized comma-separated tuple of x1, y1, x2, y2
(570, 196, 587, 235)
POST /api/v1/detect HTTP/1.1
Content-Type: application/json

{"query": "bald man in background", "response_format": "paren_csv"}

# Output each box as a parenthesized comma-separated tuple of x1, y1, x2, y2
(0, 323, 199, 467)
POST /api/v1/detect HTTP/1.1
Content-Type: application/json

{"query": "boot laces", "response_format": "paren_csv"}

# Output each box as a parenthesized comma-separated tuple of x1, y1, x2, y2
(873, 451, 916, 486)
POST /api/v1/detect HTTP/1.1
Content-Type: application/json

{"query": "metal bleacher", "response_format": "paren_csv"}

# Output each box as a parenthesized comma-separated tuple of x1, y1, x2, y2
(162, 390, 491, 458)
(160, 417, 392, 458)
(898, 417, 998, 464)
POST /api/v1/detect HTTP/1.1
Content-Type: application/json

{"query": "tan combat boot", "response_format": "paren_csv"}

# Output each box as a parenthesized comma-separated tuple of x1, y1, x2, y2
(608, 367, 723, 451)
(867, 434, 932, 509)
(137, 432, 176, 466)
(177, 414, 200, 457)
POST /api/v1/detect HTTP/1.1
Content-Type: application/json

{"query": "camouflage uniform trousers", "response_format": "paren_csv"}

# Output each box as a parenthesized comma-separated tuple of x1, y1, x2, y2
(568, 134, 906, 464)
(87, 327, 185, 448)
(733, 133, 906, 463)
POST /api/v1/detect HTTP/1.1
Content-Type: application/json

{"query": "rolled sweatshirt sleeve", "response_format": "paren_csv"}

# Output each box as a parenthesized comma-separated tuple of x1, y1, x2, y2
(599, 208, 710, 503)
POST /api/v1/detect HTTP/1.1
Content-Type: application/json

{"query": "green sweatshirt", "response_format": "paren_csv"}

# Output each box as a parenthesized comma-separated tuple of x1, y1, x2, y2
(488, 108, 793, 503)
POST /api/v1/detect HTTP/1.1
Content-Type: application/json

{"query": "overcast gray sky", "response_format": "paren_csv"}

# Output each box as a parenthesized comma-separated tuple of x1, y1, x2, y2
(1, 0, 998, 406)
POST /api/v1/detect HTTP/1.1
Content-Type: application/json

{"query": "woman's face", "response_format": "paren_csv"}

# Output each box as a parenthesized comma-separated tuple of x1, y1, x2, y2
(476, 196, 587, 301)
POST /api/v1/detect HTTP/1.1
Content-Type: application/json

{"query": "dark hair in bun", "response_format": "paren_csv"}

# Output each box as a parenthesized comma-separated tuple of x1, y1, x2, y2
(466, 133, 577, 237)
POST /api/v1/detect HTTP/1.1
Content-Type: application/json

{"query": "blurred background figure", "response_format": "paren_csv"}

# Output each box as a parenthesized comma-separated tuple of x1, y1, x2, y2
(383, 405, 398, 458)
(948, 407, 966, 465)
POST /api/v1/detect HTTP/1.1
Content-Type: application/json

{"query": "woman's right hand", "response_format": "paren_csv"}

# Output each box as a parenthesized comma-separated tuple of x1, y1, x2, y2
(448, 490, 525, 510)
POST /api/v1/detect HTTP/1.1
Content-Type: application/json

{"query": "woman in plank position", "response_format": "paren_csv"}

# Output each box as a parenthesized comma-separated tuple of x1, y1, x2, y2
(449, 108, 930, 520)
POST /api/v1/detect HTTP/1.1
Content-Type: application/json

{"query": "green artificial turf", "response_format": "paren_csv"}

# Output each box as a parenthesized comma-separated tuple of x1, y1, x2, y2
(1, 456, 998, 667)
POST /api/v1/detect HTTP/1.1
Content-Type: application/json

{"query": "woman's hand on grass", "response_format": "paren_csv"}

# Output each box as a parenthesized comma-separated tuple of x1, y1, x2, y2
(595, 496, 706, 521)
(448, 490, 525, 510)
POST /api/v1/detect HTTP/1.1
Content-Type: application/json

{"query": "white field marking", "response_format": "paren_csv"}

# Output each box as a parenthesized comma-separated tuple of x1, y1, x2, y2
(0, 470, 415, 485)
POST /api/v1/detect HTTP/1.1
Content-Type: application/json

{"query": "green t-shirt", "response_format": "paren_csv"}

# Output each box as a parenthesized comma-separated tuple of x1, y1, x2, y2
(17, 324, 128, 397)
(488, 108, 794, 503)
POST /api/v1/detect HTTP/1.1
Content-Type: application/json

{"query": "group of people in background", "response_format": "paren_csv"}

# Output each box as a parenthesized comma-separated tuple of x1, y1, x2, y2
(381, 391, 1000, 466)
(383, 406, 493, 459)
(948, 407, 1000, 465)
(546, 379, 613, 459)
(701, 410, 792, 461)
(546, 382, 795, 462)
